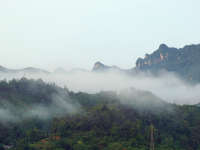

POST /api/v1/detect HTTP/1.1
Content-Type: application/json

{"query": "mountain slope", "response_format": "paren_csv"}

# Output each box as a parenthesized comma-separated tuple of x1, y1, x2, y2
(0, 65, 51, 74)
(136, 44, 200, 82)
(1, 78, 200, 149)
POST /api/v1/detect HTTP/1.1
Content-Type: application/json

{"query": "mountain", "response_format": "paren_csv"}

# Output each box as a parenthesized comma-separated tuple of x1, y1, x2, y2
(92, 61, 130, 73)
(0, 65, 51, 74)
(54, 67, 87, 74)
(92, 62, 119, 71)
(1, 78, 200, 149)
(2, 43, 200, 83)
(135, 43, 200, 82)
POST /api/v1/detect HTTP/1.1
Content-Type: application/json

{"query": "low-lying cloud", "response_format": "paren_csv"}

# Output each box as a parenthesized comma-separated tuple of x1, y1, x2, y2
(0, 93, 80, 122)
(0, 69, 200, 105)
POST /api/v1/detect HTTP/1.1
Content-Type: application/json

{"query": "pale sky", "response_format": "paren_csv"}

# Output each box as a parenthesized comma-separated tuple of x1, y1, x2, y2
(0, 0, 200, 72)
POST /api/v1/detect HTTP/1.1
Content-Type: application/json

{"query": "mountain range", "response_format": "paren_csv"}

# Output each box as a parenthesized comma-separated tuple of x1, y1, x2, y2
(1, 43, 200, 149)
(1, 43, 200, 83)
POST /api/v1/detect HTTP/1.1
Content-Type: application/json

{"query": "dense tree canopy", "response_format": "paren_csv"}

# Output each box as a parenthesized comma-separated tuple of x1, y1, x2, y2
(0, 78, 200, 149)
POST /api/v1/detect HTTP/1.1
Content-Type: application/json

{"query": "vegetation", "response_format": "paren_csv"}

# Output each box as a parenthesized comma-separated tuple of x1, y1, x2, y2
(0, 78, 200, 149)
(136, 44, 200, 83)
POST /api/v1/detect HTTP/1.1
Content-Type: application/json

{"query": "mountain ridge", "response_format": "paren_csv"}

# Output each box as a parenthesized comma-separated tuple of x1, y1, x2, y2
(1, 43, 200, 83)
(0, 65, 51, 74)
(136, 43, 200, 82)
(92, 61, 123, 71)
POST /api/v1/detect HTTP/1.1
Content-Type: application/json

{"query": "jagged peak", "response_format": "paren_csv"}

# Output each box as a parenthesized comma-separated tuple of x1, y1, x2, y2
(93, 62, 106, 69)
(159, 44, 168, 49)
(145, 54, 150, 59)
(92, 62, 123, 71)
(94, 61, 103, 66)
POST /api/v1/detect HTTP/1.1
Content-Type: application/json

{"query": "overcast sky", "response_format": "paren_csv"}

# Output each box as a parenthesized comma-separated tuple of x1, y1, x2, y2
(0, 0, 200, 72)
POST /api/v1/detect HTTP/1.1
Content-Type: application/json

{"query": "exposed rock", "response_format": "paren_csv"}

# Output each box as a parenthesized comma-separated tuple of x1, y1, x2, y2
(92, 62, 110, 71)
(91, 61, 133, 75)
(160, 52, 163, 61)
(138, 62, 140, 67)
(135, 43, 200, 83)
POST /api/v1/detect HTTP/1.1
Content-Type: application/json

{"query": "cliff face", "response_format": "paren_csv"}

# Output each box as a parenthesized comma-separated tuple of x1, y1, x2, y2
(136, 44, 200, 82)
(136, 44, 177, 68)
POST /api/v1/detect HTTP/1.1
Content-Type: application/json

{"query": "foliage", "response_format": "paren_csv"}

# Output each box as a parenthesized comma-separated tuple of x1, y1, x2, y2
(0, 144, 5, 150)
(0, 78, 200, 149)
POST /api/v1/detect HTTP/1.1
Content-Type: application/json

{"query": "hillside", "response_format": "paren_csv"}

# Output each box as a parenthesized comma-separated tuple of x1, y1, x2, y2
(1, 78, 200, 149)
(136, 44, 200, 82)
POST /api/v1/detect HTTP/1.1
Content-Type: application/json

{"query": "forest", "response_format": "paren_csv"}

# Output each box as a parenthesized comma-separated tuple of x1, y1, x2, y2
(0, 78, 200, 150)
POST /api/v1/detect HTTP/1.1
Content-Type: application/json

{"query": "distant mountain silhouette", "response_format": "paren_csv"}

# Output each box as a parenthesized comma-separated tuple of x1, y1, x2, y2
(54, 67, 69, 74)
(92, 62, 124, 72)
(0, 65, 51, 74)
(54, 67, 87, 74)
(1, 43, 200, 83)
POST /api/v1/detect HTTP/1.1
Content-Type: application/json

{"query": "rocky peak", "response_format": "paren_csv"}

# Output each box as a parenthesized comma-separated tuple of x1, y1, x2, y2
(136, 44, 177, 69)
(159, 44, 168, 49)
(92, 62, 124, 72)
(93, 62, 103, 69)
(92, 62, 109, 71)
(135, 43, 200, 82)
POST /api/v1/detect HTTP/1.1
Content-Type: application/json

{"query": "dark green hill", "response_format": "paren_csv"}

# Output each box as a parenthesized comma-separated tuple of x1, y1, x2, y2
(1, 78, 200, 149)
(136, 44, 200, 82)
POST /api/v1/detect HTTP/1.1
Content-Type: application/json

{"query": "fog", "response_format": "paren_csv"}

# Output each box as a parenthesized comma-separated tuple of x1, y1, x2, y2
(0, 91, 81, 123)
(0, 69, 200, 105)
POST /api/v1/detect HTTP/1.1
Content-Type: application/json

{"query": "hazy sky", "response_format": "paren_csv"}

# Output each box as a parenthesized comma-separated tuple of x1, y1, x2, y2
(1, 0, 200, 72)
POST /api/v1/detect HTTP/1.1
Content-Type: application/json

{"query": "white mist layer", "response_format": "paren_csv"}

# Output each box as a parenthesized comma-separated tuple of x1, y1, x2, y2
(0, 93, 80, 122)
(0, 70, 200, 105)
